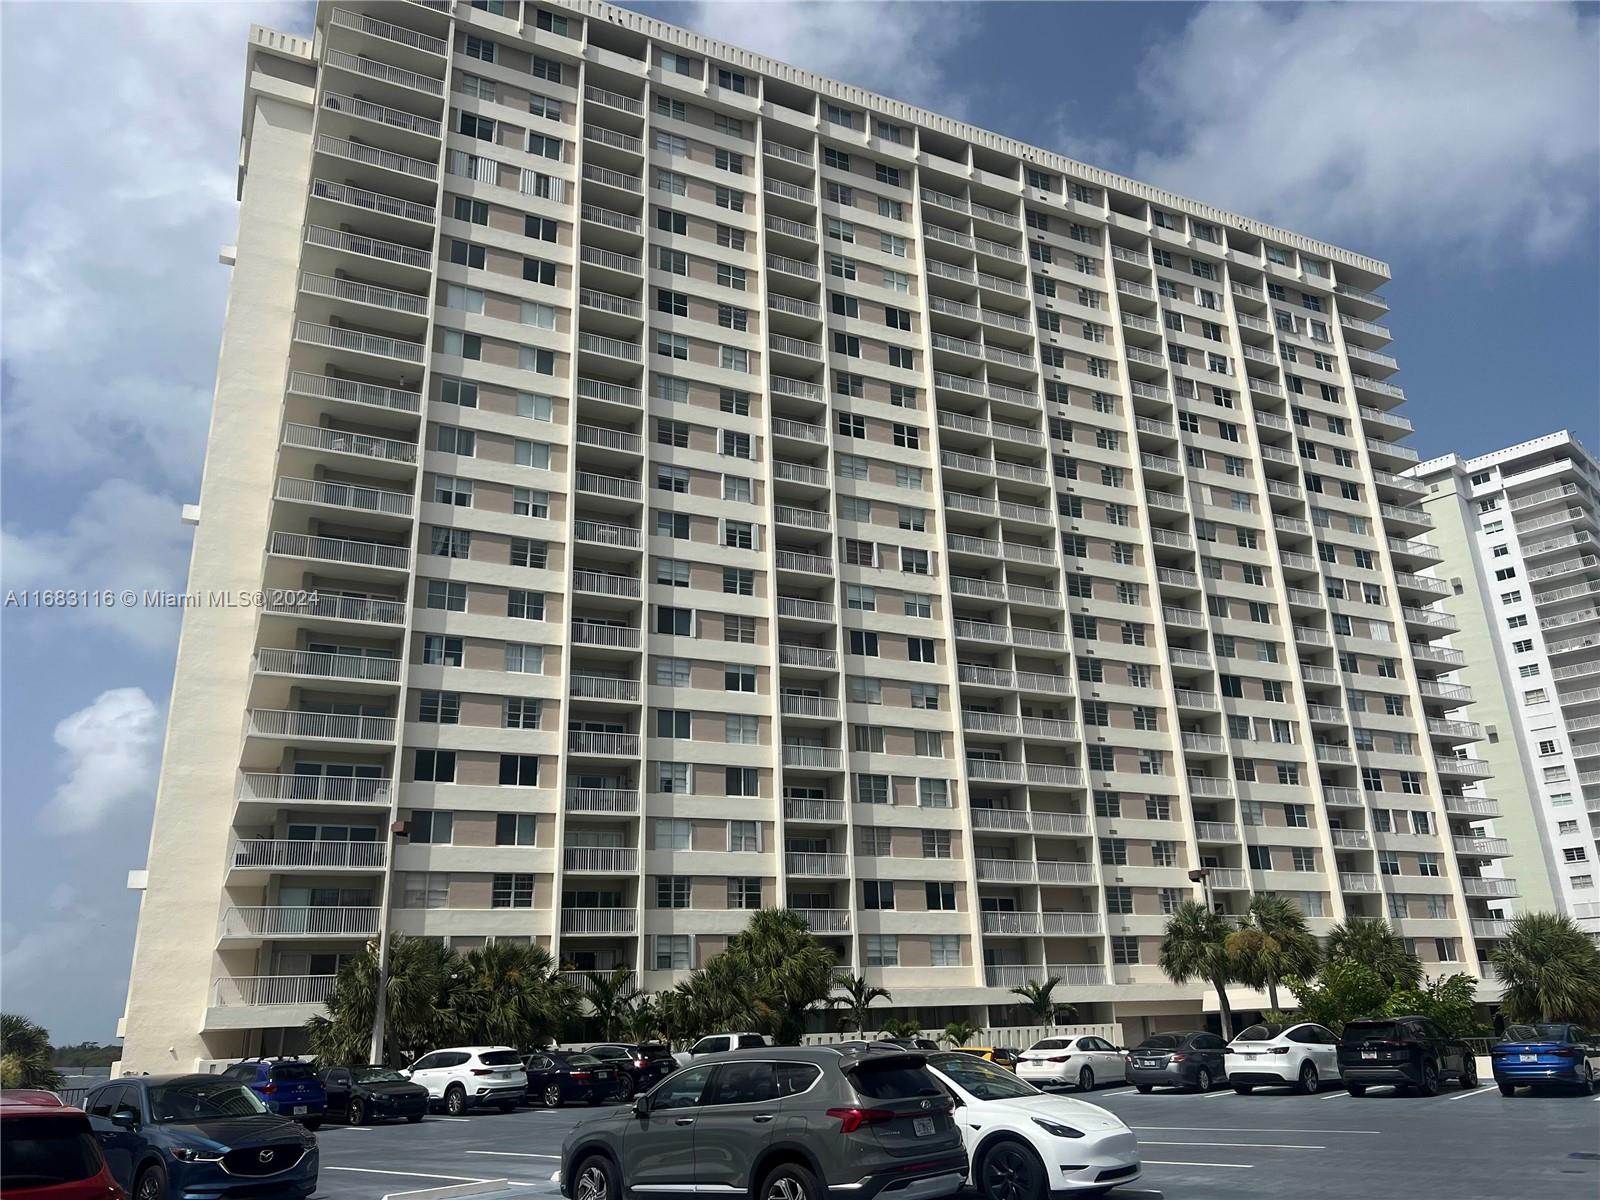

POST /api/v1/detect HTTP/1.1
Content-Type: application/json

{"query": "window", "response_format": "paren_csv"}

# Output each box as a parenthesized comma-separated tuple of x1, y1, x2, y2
(505, 643, 542, 674)
(492, 873, 535, 908)
(655, 935, 690, 970)
(923, 833, 953, 862)
(1111, 936, 1140, 965)
(907, 637, 935, 664)
(496, 813, 536, 846)
(419, 690, 460, 724)
(507, 589, 544, 620)
(657, 875, 691, 908)
(504, 696, 541, 729)
(854, 774, 889, 804)
(863, 880, 896, 910)
(414, 750, 456, 784)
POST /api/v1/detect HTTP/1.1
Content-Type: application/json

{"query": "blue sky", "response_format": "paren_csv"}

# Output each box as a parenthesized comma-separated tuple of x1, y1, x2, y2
(1, 1, 1595, 1043)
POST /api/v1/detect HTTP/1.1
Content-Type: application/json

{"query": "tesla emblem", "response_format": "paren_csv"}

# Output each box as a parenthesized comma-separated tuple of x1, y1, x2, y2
(258, 1150, 276, 1164)
(919, 1099, 931, 1110)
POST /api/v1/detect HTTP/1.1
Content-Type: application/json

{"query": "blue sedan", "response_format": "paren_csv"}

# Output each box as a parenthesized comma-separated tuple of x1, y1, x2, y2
(1491, 1023, 1600, 1095)
(83, 1074, 317, 1200)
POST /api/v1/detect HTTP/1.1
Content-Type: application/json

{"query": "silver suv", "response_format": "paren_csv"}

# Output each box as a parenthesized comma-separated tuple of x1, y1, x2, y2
(560, 1045, 967, 1200)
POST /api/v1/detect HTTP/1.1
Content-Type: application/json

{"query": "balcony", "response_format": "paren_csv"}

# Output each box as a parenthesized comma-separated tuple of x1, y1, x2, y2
(563, 847, 639, 873)
(796, 908, 851, 932)
(1443, 795, 1500, 819)
(1339, 872, 1380, 893)
(573, 570, 640, 599)
(1436, 757, 1492, 779)
(775, 550, 833, 576)
(785, 798, 845, 823)
(282, 422, 417, 467)
(1461, 877, 1518, 898)
(777, 596, 835, 622)
(561, 908, 637, 934)
(211, 975, 337, 1008)
(237, 772, 391, 806)
(301, 272, 428, 319)
(314, 133, 437, 183)
(577, 378, 643, 408)
(975, 859, 1036, 883)
(294, 320, 424, 365)
(270, 532, 409, 573)
(310, 178, 435, 228)
(779, 644, 837, 669)
(568, 731, 640, 756)
(566, 787, 639, 814)
(231, 838, 386, 870)
(967, 760, 1084, 787)
(570, 675, 640, 702)
(1470, 919, 1511, 939)
(1037, 861, 1096, 884)
(1453, 835, 1511, 857)
(981, 912, 1101, 936)
(573, 520, 641, 549)
(576, 471, 642, 501)
(246, 709, 395, 743)
(782, 745, 842, 769)
(277, 475, 413, 519)
(1329, 830, 1371, 849)
(786, 852, 847, 877)
(983, 964, 1107, 989)
(304, 225, 432, 273)
(262, 592, 405, 627)
(1193, 820, 1238, 842)
(221, 906, 380, 938)
(287, 371, 421, 418)
(779, 694, 839, 719)
(328, 8, 447, 57)
(1206, 868, 1247, 889)
(255, 648, 401, 685)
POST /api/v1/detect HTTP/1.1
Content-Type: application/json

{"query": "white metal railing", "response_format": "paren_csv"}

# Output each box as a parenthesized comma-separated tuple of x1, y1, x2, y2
(786, 852, 847, 876)
(213, 975, 338, 1007)
(580, 247, 641, 275)
(576, 424, 641, 453)
(796, 908, 850, 932)
(1330, 829, 1371, 849)
(321, 90, 441, 138)
(765, 139, 813, 166)
(775, 550, 833, 575)
(1339, 872, 1380, 893)
(975, 859, 1036, 882)
(295, 318, 425, 363)
(255, 648, 400, 683)
(584, 123, 641, 153)
(562, 908, 637, 933)
(573, 520, 641, 548)
(578, 377, 643, 407)
(283, 421, 417, 462)
(777, 596, 834, 621)
(238, 773, 391, 805)
(984, 964, 1107, 988)
(569, 674, 640, 701)
(222, 906, 380, 937)
(311, 178, 434, 225)
(247, 709, 395, 742)
(231, 838, 386, 870)
(579, 288, 641, 318)
(304, 223, 435, 274)
(568, 731, 640, 756)
(315, 132, 436, 180)
(329, 7, 446, 53)
(287, 370, 420, 413)
(782, 745, 841, 768)
(1454, 835, 1511, 856)
(1461, 877, 1518, 897)
(780, 694, 838, 718)
(270, 532, 409, 570)
(264, 592, 405, 625)
(771, 376, 824, 400)
(562, 847, 639, 872)
(785, 798, 845, 822)
(767, 253, 818, 279)
(586, 84, 644, 114)
(277, 475, 413, 516)
(576, 470, 642, 499)
(566, 787, 639, 814)
(779, 644, 837, 668)
(582, 163, 641, 192)
(573, 570, 640, 598)
(581, 203, 641, 233)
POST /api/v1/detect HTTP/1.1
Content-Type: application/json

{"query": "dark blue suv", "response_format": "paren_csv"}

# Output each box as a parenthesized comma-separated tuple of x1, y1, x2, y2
(220, 1059, 325, 1130)
(85, 1074, 317, 1200)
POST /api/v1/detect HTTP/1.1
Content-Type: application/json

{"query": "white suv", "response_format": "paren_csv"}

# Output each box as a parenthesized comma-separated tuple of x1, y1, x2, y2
(1225, 1022, 1342, 1094)
(405, 1045, 527, 1114)
(673, 1031, 770, 1067)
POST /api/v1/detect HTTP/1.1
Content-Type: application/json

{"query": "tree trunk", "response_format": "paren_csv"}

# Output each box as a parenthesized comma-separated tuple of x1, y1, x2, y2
(1214, 977, 1235, 1040)
(1266, 975, 1280, 1013)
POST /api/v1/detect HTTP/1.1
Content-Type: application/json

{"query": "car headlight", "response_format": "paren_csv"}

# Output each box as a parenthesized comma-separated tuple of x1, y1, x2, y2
(171, 1147, 225, 1162)
(1031, 1117, 1085, 1139)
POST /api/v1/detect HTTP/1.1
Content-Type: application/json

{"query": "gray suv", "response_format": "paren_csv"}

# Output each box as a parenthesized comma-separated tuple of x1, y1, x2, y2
(560, 1045, 967, 1200)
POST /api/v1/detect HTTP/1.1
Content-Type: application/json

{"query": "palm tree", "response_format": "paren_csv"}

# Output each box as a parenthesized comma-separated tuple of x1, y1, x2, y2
(1325, 917, 1422, 990)
(1226, 893, 1322, 1012)
(1159, 901, 1239, 1040)
(582, 967, 640, 1040)
(625, 995, 664, 1044)
(1009, 976, 1064, 1024)
(307, 934, 460, 1065)
(713, 908, 839, 1044)
(942, 1020, 981, 1048)
(0, 1014, 63, 1091)
(878, 1016, 923, 1040)
(1492, 912, 1600, 1024)
(455, 942, 577, 1049)
(830, 973, 892, 1034)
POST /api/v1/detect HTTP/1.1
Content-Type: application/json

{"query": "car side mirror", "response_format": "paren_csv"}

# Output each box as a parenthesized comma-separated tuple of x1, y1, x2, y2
(633, 1094, 651, 1118)
(111, 1108, 140, 1129)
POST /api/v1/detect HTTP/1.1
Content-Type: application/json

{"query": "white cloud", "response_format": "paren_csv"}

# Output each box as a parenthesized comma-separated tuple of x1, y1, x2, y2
(2, 479, 195, 650)
(0, 2, 306, 485)
(39, 688, 162, 835)
(673, 1, 977, 115)
(1093, 3, 1599, 259)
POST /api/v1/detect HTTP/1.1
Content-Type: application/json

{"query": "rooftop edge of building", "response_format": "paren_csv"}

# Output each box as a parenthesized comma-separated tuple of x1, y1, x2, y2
(1411, 429, 1597, 479)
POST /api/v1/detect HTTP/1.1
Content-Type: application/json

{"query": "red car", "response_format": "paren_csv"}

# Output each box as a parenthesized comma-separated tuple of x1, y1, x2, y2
(0, 1095, 123, 1199)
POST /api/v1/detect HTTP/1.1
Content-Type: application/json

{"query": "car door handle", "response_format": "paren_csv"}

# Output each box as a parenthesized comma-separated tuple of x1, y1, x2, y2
(675, 1117, 695, 1126)
(752, 1114, 775, 1123)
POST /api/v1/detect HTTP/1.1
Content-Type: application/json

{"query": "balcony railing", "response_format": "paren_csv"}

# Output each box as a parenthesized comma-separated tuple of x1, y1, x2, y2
(283, 421, 418, 463)
(570, 674, 640, 702)
(785, 798, 845, 823)
(212, 974, 339, 1007)
(247, 709, 395, 742)
(562, 908, 637, 933)
(782, 745, 842, 769)
(278, 475, 414, 517)
(786, 852, 847, 876)
(310, 178, 434, 226)
(563, 847, 638, 872)
(565, 786, 639, 814)
(231, 839, 386, 870)
(1339, 872, 1380, 893)
(222, 906, 380, 937)
(238, 772, 391, 805)
(796, 908, 850, 932)
(780, 694, 838, 719)
(983, 964, 1107, 988)
(287, 370, 420, 414)
(314, 133, 437, 181)
(270, 532, 409, 571)
(263, 592, 405, 626)
(569, 731, 640, 756)
(255, 648, 401, 683)
(321, 90, 441, 138)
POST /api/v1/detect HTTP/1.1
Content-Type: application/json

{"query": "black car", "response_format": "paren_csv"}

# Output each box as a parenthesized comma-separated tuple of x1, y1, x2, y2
(1127, 1030, 1228, 1092)
(582, 1043, 676, 1101)
(876, 1036, 941, 1051)
(1337, 1015, 1479, 1096)
(320, 1065, 428, 1125)
(524, 1052, 618, 1107)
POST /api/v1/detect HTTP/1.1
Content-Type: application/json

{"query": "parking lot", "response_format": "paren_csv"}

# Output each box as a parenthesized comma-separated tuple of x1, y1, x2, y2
(309, 1079, 1600, 1200)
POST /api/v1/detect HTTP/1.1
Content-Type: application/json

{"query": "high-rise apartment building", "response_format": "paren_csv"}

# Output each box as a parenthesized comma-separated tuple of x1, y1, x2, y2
(1410, 432, 1600, 937)
(116, 0, 1506, 1069)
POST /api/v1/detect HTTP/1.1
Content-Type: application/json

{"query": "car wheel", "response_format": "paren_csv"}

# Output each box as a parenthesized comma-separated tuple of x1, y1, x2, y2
(1586, 1064, 1598, 1095)
(444, 1084, 467, 1116)
(304, 1117, 323, 1132)
(1460, 1058, 1479, 1089)
(1345, 1084, 1366, 1097)
(574, 1155, 618, 1200)
(1297, 1062, 1319, 1095)
(1135, 1083, 1152, 1094)
(760, 1161, 822, 1200)
(614, 1074, 636, 1102)
(544, 1084, 563, 1107)
(1077, 1065, 1094, 1092)
(1232, 1083, 1253, 1095)
(133, 1165, 167, 1200)
(1194, 1066, 1213, 1093)
(978, 1140, 1046, 1200)
(1497, 1081, 1515, 1096)
(348, 1098, 365, 1126)
(1418, 1062, 1440, 1097)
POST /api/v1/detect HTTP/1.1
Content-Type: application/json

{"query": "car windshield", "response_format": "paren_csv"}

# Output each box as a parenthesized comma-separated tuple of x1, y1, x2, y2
(848, 1060, 944, 1099)
(1029, 1038, 1070, 1051)
(0, 1115, 103, 1187)
(564, 1054, 602, 1066)
(478, 1051, 521, 1066)
(1233, 1024, 1283, 1042)
(354, 1069, 408, 1084)
(1341, 1022, 1401, 1043)
(149, 1081, 268, 1123)
(1136, 1035, 1180, 1050)
(928, 1053, 1039, 1101)
(1503, 1024, 1571, 1042)
(268, 1062, 316, 1081)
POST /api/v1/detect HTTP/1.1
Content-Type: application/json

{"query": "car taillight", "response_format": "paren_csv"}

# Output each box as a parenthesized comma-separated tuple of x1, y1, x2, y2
(1046, 1054, 1072, 1063)
(471, 1068, 494, 1076)
(634, 1058, 647, 1069)
(826, 1106, 897, 1133)
(571, 1071, 592, 1081)
(1169, 1054, 1186, 1062)
(261, 1082, 276, 1095)
(1553, 1047, 1584, 1057)
(1271, 1047, 1293, 1055)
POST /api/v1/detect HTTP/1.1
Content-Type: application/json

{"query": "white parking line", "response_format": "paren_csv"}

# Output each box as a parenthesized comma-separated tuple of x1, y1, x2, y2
(1142, 1159, 1254, 1169)
(429, 1116, 473, 1122)
(1141, 1140, 1325, 1150)
(1444, 1086, 1501, 1101)
(1130, 1126, 1382, 1135)
(1195, 1089, 1236, 1099)
(325, 1167, 496, 1183)
(466, 1151, 563, 1159)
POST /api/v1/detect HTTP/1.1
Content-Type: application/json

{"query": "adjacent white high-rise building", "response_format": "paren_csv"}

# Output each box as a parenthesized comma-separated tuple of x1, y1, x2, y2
(116, 0, 1511, 1071)
(1411, 432, 1600, 937)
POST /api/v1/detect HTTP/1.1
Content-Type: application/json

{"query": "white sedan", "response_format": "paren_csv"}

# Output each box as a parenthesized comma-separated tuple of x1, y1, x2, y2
(1225, 1021, 1342, 1094)
(926, 1051, 1141, 1198)
(1016, 1035, 1127, 1092)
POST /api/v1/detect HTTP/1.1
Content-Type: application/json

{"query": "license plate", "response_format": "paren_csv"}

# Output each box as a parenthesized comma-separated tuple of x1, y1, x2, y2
(1520, 1054, 1538, 1062)
(597, 1071, 611, 1079)
(1136, 1060, 1160, 1069)
(294, 1105, 308, 1115)
(1361, 1050, 1377, 1060)
(913, 1117, 935, 1137)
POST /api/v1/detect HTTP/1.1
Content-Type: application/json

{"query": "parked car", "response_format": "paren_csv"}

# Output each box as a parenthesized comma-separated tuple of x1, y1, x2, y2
(318, 1065, 428, 1125)
(404, 1046, 526, 1115)
(1128, 1030, 1229, 1093)
(1016, 1035, 1126, 1092)
(1336, 1016, 1479, 1096)
(1225, 1022, 1340, 1094)
(219, 1058, 325, 1129)
(582, 1043, 677, 1101)
(1491, 1023, 1600, 1095)
(924, 1050, 1141, 1197)
(675, 1032, 771, 1068)
(948, 1047, 1020, 1071)
(82, 1074, 317, 1200)
(1, 1094, 123, 1200)
(560, 1045, 967, 1200)
(524, 1052, 618, 1107)
(877, 1036, 941, 1051)
(0, 1090, 66, 1107)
